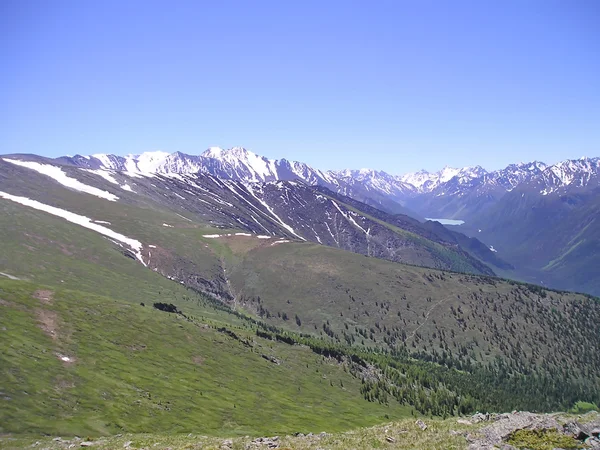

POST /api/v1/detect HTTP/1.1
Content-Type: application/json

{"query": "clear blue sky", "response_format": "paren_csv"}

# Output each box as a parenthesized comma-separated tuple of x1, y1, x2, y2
(1, 0, 598, 173)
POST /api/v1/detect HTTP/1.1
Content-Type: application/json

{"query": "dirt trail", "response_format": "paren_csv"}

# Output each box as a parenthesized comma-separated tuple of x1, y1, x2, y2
(406, 287, 472, 342)
(33, 290, 54, 305)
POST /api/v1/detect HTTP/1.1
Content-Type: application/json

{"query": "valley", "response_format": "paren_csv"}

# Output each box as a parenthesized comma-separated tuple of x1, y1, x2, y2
(0, 150, 598, 448)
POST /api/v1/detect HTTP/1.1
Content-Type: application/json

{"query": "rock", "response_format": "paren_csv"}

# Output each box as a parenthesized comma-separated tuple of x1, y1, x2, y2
(123, 441, 133, 448)
(415, 420, 427, 431)
(249, 436, 279, 448)
(467, 411, 561, 450)
(53, 437, 63, 442)
(80, 443, 94, 447)
(220, 439, 233, 449)
(318, 432, 327, 437)
(457, 419, 473, 425)
(386, 436, 395, 443)
(471, 412, 491, 423)
(563, 422, 589, 440)
(585, 437, 600, 448)
(581, 422, 600, 437)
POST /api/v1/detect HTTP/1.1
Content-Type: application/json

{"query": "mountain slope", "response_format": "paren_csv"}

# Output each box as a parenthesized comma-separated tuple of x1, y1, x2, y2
(471, 185, 600, 294)
(0, 156, 499, 277)
(0, 153, 599, 439)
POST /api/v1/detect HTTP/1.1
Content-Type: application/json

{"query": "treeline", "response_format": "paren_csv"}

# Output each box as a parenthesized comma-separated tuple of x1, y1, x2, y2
(169, 282, 600, 417)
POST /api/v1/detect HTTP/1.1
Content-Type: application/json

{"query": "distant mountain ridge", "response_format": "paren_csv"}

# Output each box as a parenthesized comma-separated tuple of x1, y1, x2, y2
(56, 147, 599, 204)
(45, 146, 600, 295)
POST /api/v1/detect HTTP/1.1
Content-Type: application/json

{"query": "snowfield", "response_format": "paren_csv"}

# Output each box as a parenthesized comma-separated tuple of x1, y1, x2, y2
(0, 191, 145, 265)
(4, 159, 119, 201)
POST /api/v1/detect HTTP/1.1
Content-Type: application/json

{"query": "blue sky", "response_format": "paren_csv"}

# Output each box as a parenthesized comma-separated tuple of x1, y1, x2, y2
(1, 0, 598, 173)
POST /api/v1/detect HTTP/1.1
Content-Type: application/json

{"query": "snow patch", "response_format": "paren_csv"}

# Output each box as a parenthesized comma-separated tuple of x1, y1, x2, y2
(245, 185, 306, 240)
(162, 223, 174, 228)
(81, 168, 118, 185)
(0, 272, 20, 280)
(4, 159, 119, 201)
(271, 240, 291, 246)
(0, 191, 145, 265)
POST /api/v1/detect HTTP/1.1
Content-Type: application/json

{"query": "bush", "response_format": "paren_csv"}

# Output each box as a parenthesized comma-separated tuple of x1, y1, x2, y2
(152, 302, 180, 314)
(569, 400, 599, 414)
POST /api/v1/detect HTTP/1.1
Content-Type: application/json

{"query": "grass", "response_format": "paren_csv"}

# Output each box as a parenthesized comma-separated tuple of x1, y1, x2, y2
(226, 240, 600, 373)
(507, 429, 582, 450)
(0, 279, 410, 437)
(0, 416, 485, 449)
(1, 171, 599, 440)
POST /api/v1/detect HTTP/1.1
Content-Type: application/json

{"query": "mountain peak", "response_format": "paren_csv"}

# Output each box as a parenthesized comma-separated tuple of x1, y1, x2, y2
(201, 146, 259, 160)
(202, 147, 225, 158)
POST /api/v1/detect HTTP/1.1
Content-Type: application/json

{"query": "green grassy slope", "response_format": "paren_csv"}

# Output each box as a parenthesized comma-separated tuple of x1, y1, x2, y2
(227, 241, 600, 402)
(0, 278, 409, 436)
(1, 172, 599, 439)
(0, 197, 410, 436)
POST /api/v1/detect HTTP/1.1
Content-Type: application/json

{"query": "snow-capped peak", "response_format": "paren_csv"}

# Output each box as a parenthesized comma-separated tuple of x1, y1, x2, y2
(202, 147, 225, 158)
(132, 151, 171, 173)
(400, 165, 486, 192)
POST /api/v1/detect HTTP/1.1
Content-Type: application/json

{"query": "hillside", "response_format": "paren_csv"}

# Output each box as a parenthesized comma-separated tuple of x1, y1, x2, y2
(0, 154, 599, 441)
(0, 156, 499, 276)
(470, 185, 600, 295)
(0, 279, 407, 436)
(41, 148, 600, 295)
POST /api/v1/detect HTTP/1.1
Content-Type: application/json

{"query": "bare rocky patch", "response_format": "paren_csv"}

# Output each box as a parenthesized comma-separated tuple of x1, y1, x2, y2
(464, 411, 600, 449)
(55, 353, 77, 366)
(127, 344, 147, 351)
(33, 289, 54, 305)
(36, 309, 59, 340)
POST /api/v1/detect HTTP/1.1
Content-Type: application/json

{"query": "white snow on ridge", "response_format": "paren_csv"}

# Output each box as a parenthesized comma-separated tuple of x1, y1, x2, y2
(91, 154, 120, 170)
(0, 191, 145, 265)
(202, 233, 286, 240)
(0, 272, 20, 280)
(245, 185, 306, 241)
(81, 168, 119, 185)
(4, 159, 119, 201)
(134, 151, 170, 173)
(331, 200, 368, 235)
(271, 239, 291, 246)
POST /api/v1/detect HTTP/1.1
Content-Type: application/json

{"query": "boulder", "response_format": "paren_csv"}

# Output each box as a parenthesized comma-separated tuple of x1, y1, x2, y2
(563, 422, 589, 440)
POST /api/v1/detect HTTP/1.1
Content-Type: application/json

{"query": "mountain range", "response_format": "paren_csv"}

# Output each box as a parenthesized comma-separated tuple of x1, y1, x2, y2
(36, 146, 599, 295)
(1, 146, 599, 441)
